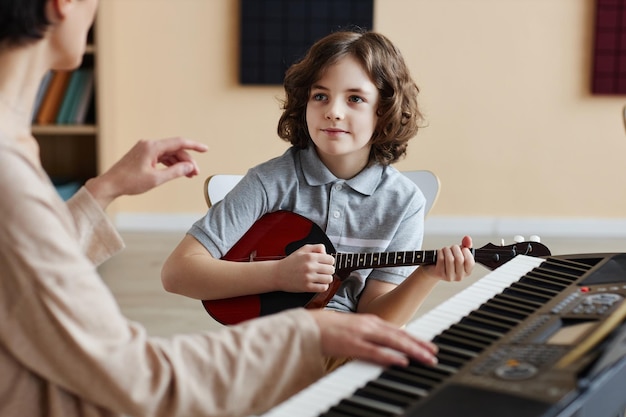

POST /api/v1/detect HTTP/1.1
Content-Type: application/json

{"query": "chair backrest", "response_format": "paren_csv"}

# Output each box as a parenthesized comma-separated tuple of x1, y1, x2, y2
(204, 174, 244, 208)
(204, 170, 440, 216)
(401, 170, 440, 216)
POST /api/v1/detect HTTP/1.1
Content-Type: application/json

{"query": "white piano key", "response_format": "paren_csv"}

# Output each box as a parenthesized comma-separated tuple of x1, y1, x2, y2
(260, 360, 382, 417)
(259, 255, 544, 417)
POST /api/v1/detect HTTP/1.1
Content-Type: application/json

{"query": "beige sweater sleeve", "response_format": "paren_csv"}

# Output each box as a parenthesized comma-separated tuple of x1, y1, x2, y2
(0, 144, 325, 417)
(65, 187, 125, 265)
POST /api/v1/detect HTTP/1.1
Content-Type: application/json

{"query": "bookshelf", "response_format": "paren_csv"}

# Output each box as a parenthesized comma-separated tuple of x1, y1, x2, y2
(32, 25, 98, 199)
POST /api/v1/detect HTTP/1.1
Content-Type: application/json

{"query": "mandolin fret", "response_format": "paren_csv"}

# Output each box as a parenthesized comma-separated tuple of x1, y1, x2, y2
(333, 250, 435, 270)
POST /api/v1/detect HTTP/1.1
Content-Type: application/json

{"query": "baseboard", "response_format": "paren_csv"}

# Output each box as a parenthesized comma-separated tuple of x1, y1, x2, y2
(114, 213, 626, 238)
(114, 213, 205, 232)
(425, 216, 626, 238)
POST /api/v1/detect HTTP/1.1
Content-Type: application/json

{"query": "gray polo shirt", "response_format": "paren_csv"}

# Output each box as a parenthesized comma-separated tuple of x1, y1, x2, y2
(189, 145, 425, 312)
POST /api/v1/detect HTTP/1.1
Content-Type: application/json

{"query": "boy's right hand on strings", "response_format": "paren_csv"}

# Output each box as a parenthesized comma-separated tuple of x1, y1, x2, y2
(274, 244, 335, 293)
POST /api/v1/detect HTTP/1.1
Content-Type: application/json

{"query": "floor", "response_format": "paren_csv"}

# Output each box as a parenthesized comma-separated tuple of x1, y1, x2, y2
(98, 232, 625, 337)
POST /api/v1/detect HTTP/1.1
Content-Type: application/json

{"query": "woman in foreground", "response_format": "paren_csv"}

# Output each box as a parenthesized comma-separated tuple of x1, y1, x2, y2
(0, 1, 440, 416)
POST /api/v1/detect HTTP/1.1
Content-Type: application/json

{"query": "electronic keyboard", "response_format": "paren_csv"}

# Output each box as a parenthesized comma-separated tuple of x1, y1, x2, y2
(260, 253, 626, 417)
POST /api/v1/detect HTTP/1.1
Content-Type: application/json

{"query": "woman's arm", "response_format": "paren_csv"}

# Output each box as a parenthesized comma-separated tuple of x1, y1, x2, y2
(65, 137, 207, 264)
(65, 186, 125, 265)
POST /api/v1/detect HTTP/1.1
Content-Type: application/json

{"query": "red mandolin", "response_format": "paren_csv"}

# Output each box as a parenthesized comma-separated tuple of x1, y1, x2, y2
(202, 210, 551, 325)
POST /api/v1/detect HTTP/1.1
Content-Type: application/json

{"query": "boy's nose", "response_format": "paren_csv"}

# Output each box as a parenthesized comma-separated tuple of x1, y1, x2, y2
(325, 103, 344, 120)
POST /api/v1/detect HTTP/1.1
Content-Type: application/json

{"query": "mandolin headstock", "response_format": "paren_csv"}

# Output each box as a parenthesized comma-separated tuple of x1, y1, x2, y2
(474, 238, 552, 270)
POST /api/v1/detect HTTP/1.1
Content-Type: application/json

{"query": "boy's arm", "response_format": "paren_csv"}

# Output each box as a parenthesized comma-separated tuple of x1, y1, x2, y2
(161, 235, 335, 300)
(162, 234, 285, 300)
(357, 237, 475, 326)
(356, 270, 439, 326)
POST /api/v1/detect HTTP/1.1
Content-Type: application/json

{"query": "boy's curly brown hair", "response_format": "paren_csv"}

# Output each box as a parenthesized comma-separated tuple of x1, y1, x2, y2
(277, 29, 424, 166)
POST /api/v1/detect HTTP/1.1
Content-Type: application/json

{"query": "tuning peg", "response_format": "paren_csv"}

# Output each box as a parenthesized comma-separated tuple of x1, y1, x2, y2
(513, 235, 525, 243)
(529, 235, 541, 243)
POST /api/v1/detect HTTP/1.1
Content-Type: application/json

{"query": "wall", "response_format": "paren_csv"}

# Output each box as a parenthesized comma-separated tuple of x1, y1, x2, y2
(96, 0, 626, 236)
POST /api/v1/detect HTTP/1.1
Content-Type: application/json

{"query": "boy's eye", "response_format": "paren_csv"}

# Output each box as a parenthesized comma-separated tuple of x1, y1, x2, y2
(348, 95, 364, 103)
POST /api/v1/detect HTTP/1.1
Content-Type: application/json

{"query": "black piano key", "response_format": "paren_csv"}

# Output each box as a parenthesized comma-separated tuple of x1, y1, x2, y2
(388, 363, 450, 387)
(367, 380, 423, 401)
(493, 292, 543, 309)
(354, 384, 414, 408)
(460, 312, 511, 333)
(380, 367, 439, 390)
(346, 395, 405, 415)
(526, 269, 577, 285)
(477, 301, 529, 320)
(502, 286, 550, 304)
(436, 343, 477, 358)
(323, 402, 371, 417)
(405, 360, 455, 375)
(435, 343, 479, 360)
(435, 351, 467, 369)
(433, 333, 488, 353)
(319, 410, 355, 417)
(430, 362, 460, 375)
(369, 376, 428, 398)
(449, 322, 504, 339)
(539, 258, 589, 276)
(332, 398, 398, 417)
(510, 281, 560, 297)
(519, 275, 569, 291)
(487, 296, 535, 315)
(445, 325, 498, 343)
(469, 309, 521, 327)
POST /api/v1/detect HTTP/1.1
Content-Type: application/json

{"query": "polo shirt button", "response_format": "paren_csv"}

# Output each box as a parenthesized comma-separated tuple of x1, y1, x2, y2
(333, 211, 341, 219)
(334, 184, 343, 191)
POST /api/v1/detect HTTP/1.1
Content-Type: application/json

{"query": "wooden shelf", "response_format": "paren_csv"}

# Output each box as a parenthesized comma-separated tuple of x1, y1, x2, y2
(32, 124, 97, 136)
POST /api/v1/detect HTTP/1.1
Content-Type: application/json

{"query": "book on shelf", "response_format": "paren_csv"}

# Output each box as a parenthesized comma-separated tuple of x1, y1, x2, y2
(35, 70, 72, 125)
(56, 70, 83, 124)
(32, 71, 53, 122)
(71, 69, 95, 124)
(55, 68, 95, 125)
(32, 68, 95, 127)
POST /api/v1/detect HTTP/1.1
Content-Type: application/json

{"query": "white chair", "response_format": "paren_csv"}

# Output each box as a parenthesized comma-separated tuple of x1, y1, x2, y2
(401, 170, 440, 216)
(204, 170, 440, 216)
(204, 174, 244, 208)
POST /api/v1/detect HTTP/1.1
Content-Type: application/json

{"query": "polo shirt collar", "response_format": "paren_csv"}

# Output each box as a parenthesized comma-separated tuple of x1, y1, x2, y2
(300, 144, 383, 196)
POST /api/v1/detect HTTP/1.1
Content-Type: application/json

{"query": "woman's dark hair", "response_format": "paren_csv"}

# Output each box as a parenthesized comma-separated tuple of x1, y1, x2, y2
(0, 0, 51, 46)
(277, 29, 424, 165)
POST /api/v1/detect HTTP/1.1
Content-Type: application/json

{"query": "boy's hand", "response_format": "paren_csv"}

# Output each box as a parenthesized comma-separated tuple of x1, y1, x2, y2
(423, 235, 475, 282)
(274, 244, 335, 293)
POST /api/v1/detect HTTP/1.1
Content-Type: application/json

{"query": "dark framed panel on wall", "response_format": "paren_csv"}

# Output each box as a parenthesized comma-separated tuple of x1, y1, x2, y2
(239, 0, 374, 85)
(592, 0, 626, 94)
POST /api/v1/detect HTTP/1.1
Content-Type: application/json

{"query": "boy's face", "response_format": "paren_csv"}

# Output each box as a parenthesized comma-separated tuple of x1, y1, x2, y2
(306, 55, 379, 177)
